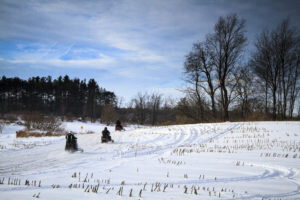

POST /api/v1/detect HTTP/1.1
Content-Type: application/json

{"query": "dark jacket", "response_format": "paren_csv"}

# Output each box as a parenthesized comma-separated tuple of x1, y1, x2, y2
(102, 128, 110, 138)
(66, 133, 77, 143)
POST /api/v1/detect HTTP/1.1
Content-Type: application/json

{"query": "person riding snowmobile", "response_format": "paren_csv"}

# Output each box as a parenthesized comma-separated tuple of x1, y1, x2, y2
(115, 120, 124, 131)
(101, 127, 113, 143)
(65, 131, 78, 151)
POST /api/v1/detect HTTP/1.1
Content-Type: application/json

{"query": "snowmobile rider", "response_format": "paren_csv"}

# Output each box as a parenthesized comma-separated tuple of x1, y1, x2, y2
(65, 131, 77, 151)
(102, 127, 112, 141)
(115, 120, 123, 131)
(66, 131, 77, 142)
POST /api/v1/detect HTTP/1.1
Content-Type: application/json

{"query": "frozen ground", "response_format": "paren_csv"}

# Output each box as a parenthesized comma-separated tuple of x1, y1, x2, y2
(0, 121, 299, 199)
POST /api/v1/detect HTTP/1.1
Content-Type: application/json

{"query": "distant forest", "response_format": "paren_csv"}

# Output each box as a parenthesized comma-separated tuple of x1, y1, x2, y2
(0, 75, 116, 119)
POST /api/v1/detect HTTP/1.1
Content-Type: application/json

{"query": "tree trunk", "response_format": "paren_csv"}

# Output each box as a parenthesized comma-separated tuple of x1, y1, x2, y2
(265, 82, 269, 114)
(223, 87, 229, 121)
(210, 93, 216, 119)
(272, 88, 277, 120)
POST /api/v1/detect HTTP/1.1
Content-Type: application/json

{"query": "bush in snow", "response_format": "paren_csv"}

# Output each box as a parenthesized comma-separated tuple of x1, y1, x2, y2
(2, 113, 18, 123)
(22, 112, 62, 132)
(16, 130, 66, 137)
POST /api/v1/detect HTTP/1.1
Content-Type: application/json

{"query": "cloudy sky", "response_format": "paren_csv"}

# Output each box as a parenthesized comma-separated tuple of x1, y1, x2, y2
(1, 0, 300, 103)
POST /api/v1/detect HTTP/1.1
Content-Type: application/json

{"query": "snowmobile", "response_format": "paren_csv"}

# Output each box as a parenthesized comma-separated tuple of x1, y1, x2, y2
(101, 135, 114, 143)
(115, 124, 124, 131)
(65, 132, 83, 152)
(115, 120, 124, 131)
(101, 127, 114, 143)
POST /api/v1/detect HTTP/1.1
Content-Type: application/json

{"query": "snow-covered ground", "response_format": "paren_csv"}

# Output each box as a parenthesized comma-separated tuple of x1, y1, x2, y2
(0, 121, 299, 199)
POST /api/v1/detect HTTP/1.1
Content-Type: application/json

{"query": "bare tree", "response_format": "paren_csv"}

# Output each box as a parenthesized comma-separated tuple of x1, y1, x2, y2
(288, 50, 300, 117)
(276, 20, 300, 119)
(251, 19, 300, 119)
(250, 30, 274, 116)
(131, 92, 149, 125)
(183, 50, 204, 121)
(176, 95, 208, 123)
(234, 67, 256, 119)
(206, 13, 247, 121)
(148, 93, 163, 125)
(184, 42, 218, 119)
(252, 30, 280, 120)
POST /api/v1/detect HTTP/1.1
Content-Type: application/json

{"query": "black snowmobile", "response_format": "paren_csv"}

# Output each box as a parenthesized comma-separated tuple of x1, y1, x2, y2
(101, 127, 114, 143)
(115, 120, 124, 131)
(65, 132, 83, 152)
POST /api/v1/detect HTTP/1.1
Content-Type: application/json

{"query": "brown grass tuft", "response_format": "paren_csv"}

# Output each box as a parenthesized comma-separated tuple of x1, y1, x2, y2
(16, 130, 66, 138)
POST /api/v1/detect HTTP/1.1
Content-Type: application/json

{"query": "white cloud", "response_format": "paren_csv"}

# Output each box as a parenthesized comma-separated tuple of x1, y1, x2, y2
(5, 57, 115, 69)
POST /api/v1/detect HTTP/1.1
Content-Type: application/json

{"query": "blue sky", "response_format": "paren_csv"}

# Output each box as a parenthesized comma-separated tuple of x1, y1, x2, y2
(1, 0, 300, 104)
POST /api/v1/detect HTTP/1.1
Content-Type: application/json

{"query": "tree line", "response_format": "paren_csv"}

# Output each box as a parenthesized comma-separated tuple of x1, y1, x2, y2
(0, 76, 176, 125)
(182, 14, 300, 122)
(0, 75, 116, 120)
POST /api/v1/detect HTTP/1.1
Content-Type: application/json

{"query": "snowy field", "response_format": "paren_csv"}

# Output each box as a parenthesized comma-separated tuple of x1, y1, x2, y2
(0, 121, 300, 199)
